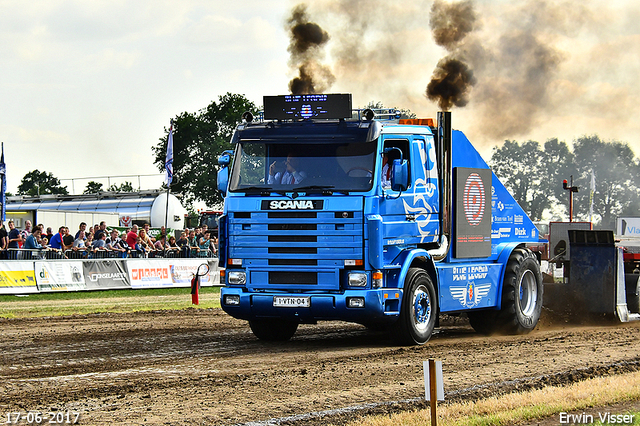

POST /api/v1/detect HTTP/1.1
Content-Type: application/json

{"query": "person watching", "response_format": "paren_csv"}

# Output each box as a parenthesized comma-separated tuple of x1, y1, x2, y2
(75, 222, 87, 240)
(21, 220, 32, 243)
(126, 225, 139, 249)
(7, 221, 20, 250)
(73, 231, 87, 249)
(62, 227, 74, 252)
(48, 226, 65, 251)
(0, 220, 8, 258)
(154, 234, 169, 251)
(24, 226, 44, 250)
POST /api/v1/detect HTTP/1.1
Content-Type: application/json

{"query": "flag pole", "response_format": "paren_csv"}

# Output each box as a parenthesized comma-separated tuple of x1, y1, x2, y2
(0, 142, 6, 223)
(164, 121, 174, 231)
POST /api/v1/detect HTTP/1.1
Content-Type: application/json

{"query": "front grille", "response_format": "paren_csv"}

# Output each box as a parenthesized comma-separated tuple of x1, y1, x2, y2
(269, 259, 318, 266)
(268, 224, 317, 231)
(269, 247, 317, 254)
(269, 272, 317, 285)
(269, 235, 317, 243)
(268, 212, 317, 219)
(228, 206, 363, 290)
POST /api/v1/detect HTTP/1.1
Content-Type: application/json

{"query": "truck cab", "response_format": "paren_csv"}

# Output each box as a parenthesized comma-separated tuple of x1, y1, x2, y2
(217, 94, 543, 344)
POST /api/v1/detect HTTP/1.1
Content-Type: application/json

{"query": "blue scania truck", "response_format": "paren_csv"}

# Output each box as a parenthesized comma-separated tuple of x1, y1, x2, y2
(216, 94, 543, 345)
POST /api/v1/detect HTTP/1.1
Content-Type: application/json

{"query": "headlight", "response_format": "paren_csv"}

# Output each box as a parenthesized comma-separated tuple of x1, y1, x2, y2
(348, 272, 367, 287)
(228, 271, 246, 285)
(224, 294, 240, 305)
(347, 297, 365, 308)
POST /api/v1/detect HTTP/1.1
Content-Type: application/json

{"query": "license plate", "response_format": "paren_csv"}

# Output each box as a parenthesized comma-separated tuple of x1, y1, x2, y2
(273, 296, 311, 308)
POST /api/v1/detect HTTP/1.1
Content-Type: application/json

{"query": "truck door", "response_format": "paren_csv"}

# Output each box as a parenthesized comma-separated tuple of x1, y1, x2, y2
(379, 135, 440, 262)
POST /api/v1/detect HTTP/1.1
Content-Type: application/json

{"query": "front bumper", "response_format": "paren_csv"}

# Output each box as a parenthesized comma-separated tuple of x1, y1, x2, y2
(220, 287, 403, 324)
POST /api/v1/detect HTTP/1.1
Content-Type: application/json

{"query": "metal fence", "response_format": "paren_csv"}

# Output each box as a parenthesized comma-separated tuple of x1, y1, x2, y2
(3, 248, 217, 260)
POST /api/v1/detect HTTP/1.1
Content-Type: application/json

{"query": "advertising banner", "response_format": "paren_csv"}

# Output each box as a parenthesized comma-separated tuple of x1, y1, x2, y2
(454, 167, 492, 258)
(128, 259, 172, 288)
(35, 261, 85, 292)
(0, 261, 38, 294)
(82, 259, 131, 290)
(0, 258, 219, 295)
(170, 258, 218, 286)
(129, 258, 219, 289)
(617, 217, 640, 237)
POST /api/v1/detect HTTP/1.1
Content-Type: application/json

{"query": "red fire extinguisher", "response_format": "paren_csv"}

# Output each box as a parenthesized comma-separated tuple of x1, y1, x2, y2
(191, 263, 210, 305)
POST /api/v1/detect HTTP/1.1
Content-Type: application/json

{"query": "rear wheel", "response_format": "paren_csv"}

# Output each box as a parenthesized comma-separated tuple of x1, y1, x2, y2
(395, 268, 438, 345)
(467, 310, 498, 335)
(626, 274, 640, 314)
(249, 319, 299, 341)
(499, 247, 543, 334)
(468, 247, 543, 335)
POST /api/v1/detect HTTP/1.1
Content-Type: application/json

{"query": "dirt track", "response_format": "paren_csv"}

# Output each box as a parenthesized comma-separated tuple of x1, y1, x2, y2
(1, 309, 640, 426)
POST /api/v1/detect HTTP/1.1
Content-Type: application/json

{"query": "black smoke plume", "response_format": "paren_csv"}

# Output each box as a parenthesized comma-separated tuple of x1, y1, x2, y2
(287, 4, 335, 95)
(427, 58, 476, 110)
(426, 0, 478, 111)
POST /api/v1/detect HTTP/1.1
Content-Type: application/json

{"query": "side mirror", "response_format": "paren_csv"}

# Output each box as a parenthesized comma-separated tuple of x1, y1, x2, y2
(217, 167, 229, 194)
(391, 159, 409, 192)
(217, 151, 233, 194)
(218, 151, 232, 167)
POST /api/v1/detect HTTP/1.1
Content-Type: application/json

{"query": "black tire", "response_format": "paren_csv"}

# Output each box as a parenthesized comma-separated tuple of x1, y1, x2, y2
(249, 319, 299, 341)
(468, 248, 543, 335)
(467, 310, 499, 335)
(394, 268, 438, 345)
(499, 247, 543, 334)
(626, 275, 640, 314)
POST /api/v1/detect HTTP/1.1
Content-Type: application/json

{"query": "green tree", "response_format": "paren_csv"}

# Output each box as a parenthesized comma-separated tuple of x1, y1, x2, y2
(571, 136, 640, 229)
(108, 181, 134, 192)
(152, 93, 259, 208)
(490, 140, 549, 221)
(83, 181, 104, 194)
(539, 138, 574, 218)
(17, 170, 68, 196)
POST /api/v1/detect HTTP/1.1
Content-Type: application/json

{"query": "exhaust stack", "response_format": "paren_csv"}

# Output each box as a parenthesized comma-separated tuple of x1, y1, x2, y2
(429, 111, 452, 261)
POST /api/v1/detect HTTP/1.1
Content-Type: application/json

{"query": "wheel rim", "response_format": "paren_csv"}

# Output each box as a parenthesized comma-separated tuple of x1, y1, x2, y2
(518, 270, 538, 317)
(412, 284, 432, 332)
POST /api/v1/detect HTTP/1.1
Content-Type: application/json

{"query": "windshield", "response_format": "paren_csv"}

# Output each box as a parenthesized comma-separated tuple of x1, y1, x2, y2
(229, 141, 376, 192)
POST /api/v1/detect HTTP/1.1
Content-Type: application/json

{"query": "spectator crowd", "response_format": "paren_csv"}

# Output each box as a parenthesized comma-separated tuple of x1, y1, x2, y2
(0, 219, 218, 260)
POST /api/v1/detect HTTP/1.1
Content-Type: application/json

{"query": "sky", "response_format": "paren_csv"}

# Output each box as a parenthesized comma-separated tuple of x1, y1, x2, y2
(1, 0, 639, 202)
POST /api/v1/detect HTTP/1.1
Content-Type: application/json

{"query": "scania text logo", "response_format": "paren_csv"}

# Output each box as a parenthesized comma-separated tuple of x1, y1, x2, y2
(270, 200, 314, 210)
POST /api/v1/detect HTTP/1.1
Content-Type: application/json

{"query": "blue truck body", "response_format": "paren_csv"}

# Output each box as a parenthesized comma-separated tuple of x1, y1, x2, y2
(217, 95, 543, 344)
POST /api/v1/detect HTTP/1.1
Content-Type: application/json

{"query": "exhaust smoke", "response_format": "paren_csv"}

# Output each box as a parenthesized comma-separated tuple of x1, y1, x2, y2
(426, 0, 478, 111)
(286, 4, 335, 95)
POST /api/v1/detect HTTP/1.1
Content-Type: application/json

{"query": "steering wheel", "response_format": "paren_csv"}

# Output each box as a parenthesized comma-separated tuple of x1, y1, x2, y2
(346, 167, 373, 177)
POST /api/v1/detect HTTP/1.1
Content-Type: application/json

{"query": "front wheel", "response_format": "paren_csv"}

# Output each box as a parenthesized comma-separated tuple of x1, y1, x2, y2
(249, 319, 299, 341)
(395, 268, 438, 345)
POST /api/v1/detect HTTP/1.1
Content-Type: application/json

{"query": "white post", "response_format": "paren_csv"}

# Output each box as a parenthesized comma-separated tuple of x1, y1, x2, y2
(424, 359, 444, 425)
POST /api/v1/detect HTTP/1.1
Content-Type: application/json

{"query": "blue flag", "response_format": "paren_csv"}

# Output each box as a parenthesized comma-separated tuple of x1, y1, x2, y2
(164, 123, 174, 186)
(0, 143, 5, 222)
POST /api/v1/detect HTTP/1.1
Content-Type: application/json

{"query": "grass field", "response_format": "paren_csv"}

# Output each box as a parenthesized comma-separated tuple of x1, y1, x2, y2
(352, 372, 640, 426)
(0, 286, 221, 318)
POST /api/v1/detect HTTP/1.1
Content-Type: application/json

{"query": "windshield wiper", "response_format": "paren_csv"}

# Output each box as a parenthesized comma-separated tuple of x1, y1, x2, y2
(235, 186, 272, 194)
(235, 187, 296, 198)
(294, 185, 349, 195)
